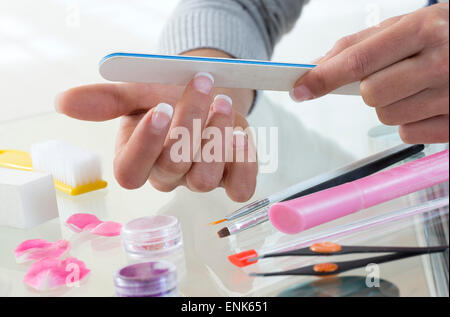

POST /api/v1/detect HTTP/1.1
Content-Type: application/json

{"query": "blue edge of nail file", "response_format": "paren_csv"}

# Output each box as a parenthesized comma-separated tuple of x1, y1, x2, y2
(99, 52, 361, 95)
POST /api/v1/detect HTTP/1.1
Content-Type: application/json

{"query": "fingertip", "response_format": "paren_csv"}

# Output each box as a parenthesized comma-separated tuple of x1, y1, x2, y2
(193, 72, 214, 95)
(150, 103, 174, 131)
(226, 185, 255, 203)
(54, 89, 77, 116)
(195, 72, 215, 85)
(154, 102, 174, 118)
(214, 94, 232, 105)
(233, 130, 248, 151)
(113, 157, 144, 190)
(211, 95, 233, 116)
(54, 92, 63, 114)
(52, 87, 90, 119)
(223, 161, 258, 203)
(290, 84, 314, 103)
(51, 83, 136, 121)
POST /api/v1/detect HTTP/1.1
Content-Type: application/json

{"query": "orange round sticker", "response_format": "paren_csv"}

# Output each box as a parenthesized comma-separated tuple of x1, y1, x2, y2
(313, 263, 339, 273)
(310, 242, 342, 254)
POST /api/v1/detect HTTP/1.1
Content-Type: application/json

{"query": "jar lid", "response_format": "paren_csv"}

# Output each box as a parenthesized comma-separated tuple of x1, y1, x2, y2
(114, 261, 177, 297)
(121, 215, 183, 256)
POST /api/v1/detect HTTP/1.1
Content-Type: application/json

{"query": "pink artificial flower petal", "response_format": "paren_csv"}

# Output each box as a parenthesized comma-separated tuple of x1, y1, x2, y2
(65, 213, 122, 237)
(14, 239, 70, 263)
(15, 239, 52, 256)
(83, 222, 102, 231)
(65, 213, 102, 232)
(24, 257, 90, 291)
(90, 221, 122, 237)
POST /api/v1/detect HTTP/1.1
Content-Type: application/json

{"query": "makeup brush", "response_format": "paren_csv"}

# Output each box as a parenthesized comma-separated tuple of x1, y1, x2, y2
(227, 197, 449, 267)
(217, 208, 269, 238)
(216, 143, 425, 237)
(210, 143, 425, 225)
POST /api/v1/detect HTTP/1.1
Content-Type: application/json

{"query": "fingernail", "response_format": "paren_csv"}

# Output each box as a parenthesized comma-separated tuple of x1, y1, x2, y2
(54, 92, 63, 113)
(233, 130, 247, 150)
(212, 94, 232, 115)
(152, 103, 173, 130)
(193, 72, 214, 95)
(289, 85, 314, 103)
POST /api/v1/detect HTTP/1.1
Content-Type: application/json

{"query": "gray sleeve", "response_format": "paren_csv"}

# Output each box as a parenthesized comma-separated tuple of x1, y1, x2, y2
(158, 0, 307, 60)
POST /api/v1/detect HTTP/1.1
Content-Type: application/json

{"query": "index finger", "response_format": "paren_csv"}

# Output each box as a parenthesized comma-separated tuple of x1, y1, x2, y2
(291, 14, 425, 102)
(55, 82, 180, 121)
(317, 14, 404, 65)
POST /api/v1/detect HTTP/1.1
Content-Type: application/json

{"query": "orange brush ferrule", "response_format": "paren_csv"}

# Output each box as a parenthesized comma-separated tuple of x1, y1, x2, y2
(228, 250, 258, 268)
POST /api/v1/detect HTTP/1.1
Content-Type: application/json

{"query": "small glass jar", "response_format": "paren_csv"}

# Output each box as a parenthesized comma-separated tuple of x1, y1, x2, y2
(121, 215, 183, 258)
(114, 261, 178, 297)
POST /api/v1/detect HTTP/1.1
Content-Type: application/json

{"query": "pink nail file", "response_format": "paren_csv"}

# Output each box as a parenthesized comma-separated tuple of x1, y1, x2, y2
(269, 149, 449, 234)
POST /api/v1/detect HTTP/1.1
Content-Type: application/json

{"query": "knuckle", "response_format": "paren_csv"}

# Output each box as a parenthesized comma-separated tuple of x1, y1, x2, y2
(381, 15, 401, 27)
(376, 108, 396, 126)
(346, 50, 371, 80)
(430, 49, 449, 82)
(335, 35, 354, 52)
(419, 10, 449, 45)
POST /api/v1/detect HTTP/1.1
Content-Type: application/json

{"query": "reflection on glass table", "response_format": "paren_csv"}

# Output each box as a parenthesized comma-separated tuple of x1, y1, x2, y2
(0, 95, 448, 297)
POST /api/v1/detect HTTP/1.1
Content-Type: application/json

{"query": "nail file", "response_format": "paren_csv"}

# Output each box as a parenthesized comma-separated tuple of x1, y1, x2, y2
(99, 53, 361, 96)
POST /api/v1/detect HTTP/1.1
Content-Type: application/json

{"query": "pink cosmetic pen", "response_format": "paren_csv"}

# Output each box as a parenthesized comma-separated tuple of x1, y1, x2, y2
(269, 149, 449, 234)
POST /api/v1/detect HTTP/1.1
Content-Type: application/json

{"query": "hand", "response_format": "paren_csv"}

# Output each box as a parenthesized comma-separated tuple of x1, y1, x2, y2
(291, 3, 449, 144)
(56, 50, 258, 202)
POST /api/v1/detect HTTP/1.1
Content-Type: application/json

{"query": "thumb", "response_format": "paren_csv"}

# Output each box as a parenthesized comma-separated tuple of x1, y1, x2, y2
(289, 56, 359, 102)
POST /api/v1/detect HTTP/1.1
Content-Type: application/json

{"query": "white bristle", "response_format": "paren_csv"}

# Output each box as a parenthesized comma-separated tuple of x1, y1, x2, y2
(30, 140, 102, 188)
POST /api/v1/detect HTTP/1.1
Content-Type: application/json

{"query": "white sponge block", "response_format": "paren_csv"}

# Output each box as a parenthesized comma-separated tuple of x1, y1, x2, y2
(0, 168, 58, 229)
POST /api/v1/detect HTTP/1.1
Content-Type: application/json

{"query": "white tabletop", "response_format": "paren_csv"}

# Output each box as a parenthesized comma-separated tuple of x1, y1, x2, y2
(0, 95, 448, 297)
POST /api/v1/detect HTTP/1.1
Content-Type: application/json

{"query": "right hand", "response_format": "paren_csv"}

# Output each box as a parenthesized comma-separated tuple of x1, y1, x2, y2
(55, 50, 258, 202)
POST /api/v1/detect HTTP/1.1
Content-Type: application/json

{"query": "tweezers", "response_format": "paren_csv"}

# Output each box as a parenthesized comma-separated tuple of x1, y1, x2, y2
(249, 243, 448, 277)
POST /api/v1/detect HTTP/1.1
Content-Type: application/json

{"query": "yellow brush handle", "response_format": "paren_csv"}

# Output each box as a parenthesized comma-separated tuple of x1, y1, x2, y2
(0, 149, 107, 195)
(0, 149, 33, 171)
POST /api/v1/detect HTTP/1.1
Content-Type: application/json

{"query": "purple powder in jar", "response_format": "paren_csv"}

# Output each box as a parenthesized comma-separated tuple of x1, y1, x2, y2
(114, 261, 178, 297)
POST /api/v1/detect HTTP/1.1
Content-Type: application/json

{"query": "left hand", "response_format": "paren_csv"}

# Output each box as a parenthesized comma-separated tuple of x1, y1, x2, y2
(291, 3, 449, 144)
(55, 49, 258, 203)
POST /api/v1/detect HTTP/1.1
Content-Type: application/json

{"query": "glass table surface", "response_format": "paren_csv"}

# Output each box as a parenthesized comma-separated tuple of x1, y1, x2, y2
(0, 97, 448, 297)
